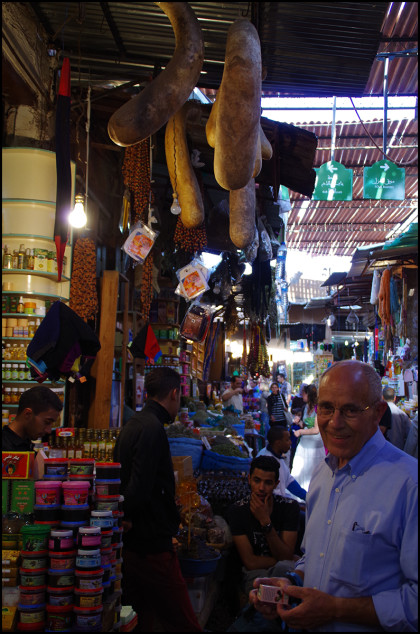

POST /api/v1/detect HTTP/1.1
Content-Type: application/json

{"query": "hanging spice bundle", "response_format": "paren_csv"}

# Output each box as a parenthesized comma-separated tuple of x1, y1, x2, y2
(122, 140, 154, 222)
(122, 139, 155, 320)
(247, 322, 270, 377)
(174, 217, 207, 253)
(69, 237, 98, 322)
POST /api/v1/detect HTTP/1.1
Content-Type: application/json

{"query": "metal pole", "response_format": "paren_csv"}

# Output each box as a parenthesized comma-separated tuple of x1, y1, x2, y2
(331, 96, 337, 162)
(383, 57, 389, 156)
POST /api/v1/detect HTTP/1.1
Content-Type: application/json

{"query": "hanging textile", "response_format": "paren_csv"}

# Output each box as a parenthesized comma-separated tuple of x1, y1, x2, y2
(54, 57, 72, 282)
(378, 268, 391, 326)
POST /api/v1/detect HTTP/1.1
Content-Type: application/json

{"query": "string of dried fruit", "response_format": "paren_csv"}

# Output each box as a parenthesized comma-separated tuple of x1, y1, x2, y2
(122, 140, 154, 223)
(174, 216, 207, 253)
(69, 237, 98, 322)
(122, 138, 156, 321)
(137, 252, 154, 320)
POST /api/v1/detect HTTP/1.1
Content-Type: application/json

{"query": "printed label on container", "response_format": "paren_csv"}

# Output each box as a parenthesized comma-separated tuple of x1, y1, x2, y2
(75, 613, 102, 628)
(47, 594, 73, 606)
(78, 594, 103, 608)
(79, 535, 102, 548)
(78, 577, 103, 590)
(76, 556, 101, 568)
(90, 518, 114, 528)
(49, 537, 74, 551)
(50, 574, 74, 587)
(19, 609, 46, 624)
(50, 557, 75, 570)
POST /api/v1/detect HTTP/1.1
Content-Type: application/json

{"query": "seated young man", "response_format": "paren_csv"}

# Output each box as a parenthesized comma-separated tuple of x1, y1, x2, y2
(257, 426, 307, 502)
(227, 456, 300, 595)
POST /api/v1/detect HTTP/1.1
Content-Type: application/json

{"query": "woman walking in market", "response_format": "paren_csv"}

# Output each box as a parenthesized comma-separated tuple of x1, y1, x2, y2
(290, 384, 325, 491)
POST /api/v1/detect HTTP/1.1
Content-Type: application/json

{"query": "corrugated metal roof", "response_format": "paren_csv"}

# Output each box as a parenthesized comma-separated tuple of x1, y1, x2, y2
(28, 2, 417, 97)
(286, 117, 417, 256)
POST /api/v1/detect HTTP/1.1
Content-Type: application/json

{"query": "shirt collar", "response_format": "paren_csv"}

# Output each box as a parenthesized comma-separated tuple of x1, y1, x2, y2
(266, 444, 285, 460)
(144, 399, 173, 425)
(325, 427, 386, 476)
(2, 425, 34, 451)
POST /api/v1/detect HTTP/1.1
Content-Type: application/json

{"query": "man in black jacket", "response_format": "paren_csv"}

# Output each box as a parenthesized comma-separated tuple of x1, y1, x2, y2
(113, 367, 202, 632)
(2, 386, 62, 452)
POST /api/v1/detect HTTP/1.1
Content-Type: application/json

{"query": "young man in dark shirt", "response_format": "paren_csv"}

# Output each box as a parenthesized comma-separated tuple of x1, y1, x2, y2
(228, 455, 300, 594)
(2, 386, 62, 452)
(113, 367, 202, 632)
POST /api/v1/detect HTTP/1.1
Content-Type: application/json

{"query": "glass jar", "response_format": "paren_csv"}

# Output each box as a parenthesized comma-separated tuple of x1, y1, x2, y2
(4, 387, 12, 403)
(5, 364, 12, 380)
(28, 321, 36, 338)
(4, 344, 12, 360)
(11, 365, 18, 381)
(18, 344, 26, 360)
(18, 364, 26, 381)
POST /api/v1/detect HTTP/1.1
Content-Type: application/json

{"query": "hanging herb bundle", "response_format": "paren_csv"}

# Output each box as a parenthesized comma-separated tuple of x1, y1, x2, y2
(122, 139, 155, 320)
(174, 217, 207, 253)
(70, 237, 98, 322)
(224, 295, 239, 338)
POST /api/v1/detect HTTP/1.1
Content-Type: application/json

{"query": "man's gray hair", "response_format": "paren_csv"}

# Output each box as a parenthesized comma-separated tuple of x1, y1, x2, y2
(319, 361, 383, 402)
(382, 386, 396, 401)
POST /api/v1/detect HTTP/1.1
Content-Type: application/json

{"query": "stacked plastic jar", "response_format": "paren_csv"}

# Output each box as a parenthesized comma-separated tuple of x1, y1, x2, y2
(73, 525, 104, 632)
(94, 462, 123, 600)
(46, 529, 75, 632)
(18, 525, 50, 631)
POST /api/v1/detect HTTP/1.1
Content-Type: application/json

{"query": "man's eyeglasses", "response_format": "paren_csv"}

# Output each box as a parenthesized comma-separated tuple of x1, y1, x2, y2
(317, 403, 373, 421)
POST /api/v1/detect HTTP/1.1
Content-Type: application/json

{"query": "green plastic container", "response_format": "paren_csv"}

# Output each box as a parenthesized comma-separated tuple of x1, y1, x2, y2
(21, 524, 51, 554)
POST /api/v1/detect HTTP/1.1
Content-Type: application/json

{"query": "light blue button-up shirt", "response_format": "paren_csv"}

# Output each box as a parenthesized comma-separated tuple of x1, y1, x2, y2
(295, 428, 418, 632)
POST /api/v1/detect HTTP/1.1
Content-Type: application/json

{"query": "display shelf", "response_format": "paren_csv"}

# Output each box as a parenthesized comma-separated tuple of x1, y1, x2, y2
(2, 313, 41, 318)
(3, 291, 69, 301)
(3, 337, 32, 342)
(3, 381, 64, 386)
(2, 269, 70, 282)
(2, 233, 73, 246)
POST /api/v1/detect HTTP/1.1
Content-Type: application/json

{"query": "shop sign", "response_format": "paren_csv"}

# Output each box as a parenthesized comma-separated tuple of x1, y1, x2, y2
(313, 161, 353, 201)
(363, 160, 405, 200)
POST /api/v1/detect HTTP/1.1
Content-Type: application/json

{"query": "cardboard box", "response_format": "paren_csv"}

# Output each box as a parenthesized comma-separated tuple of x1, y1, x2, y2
(10, 480, 34, 514)
(33, 248, 49, 272)
(2, 452, 34, 479)
(2, 479, 9, 514)
(171, 456, 193, 481)
(2, 606, 18, 631)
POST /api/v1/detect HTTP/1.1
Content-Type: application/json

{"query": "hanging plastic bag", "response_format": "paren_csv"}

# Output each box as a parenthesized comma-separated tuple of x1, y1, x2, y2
(180, 302, 215, 342)
(122, 219, 159, 264)
(370, 269, 381, 305)
(176, 257, 210, 301)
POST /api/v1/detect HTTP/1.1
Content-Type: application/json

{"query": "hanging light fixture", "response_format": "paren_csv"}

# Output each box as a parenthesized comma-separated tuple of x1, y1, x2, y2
(69, 86, 91, 229)
(69, 194, 87, 228)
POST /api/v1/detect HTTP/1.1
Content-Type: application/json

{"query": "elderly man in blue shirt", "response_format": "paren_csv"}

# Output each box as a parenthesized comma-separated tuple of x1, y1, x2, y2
(249, 360, 418, 632)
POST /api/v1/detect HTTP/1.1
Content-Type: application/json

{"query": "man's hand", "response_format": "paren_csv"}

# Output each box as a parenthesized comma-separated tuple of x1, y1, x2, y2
(249, 577, 292, 620)
(277, 585, 336, 630)
(250, 492, 273, 526)
(235, 387, 243, 394)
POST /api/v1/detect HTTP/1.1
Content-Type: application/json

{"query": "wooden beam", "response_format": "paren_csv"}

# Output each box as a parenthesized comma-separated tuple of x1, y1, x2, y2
(88, 271, 119, 429)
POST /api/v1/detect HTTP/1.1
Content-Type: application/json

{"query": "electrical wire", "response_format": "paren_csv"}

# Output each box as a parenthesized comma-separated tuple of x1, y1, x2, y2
(349, 97, 418, 167)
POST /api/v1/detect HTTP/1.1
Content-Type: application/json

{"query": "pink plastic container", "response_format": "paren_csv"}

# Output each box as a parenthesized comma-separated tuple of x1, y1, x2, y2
(35, 481, 62, 506)
(62, 481, 90, 506)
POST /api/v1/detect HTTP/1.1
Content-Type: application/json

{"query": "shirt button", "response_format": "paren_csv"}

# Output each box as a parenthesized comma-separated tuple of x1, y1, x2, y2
(320, 553, 324, 558)
(335, 488, 340, 493)
(352, 475, 356, 479)
(327, 520, 332, 525)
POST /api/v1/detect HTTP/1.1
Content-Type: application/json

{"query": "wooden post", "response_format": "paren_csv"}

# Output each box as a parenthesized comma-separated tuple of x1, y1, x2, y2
(88, 271, 119, 429)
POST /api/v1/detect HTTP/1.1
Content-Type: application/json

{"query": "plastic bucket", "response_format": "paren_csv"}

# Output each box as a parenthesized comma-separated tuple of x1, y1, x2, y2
(62, 481, 90, 506)
(21, 524, 51, 554)
(35, 481, 62, 506)
(68, 459, 95, 476)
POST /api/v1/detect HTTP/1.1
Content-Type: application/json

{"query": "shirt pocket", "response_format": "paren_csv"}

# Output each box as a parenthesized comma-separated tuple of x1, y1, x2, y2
(329, 528, 376, 593)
